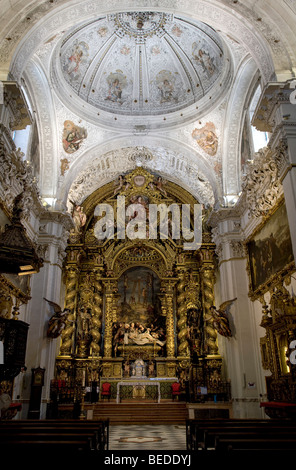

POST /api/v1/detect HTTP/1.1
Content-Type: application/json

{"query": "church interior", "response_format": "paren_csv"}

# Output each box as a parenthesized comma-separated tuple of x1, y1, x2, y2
(1, 0, 296, 455)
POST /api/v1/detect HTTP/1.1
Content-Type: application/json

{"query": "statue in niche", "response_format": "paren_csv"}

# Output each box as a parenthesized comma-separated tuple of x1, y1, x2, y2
(77, 307, 91, 340)
(187, 306, 203, 355)
(112, 267, 166, 356)
(148, 361, 155, 377)
(123, 360, 131, 377)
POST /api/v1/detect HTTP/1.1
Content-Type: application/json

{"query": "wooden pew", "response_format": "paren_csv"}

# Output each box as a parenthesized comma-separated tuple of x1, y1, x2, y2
(0, 438, 93, 452)
(0, 419, 109, 451)
(1, 419, 109, 449)
(186, 418, 296, 451)
(202, 426, 296, 450)
(215, 436, 296, 453)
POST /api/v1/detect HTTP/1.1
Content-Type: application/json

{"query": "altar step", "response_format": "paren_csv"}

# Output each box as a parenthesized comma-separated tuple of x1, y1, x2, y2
(86, 402, 188, 425)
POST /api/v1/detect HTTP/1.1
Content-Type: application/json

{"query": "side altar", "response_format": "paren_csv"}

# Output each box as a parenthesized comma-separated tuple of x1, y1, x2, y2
(49, 167, 231, 406)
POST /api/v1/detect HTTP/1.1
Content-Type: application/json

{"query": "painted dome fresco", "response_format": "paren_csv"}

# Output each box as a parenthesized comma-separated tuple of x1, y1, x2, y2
(54, 12, 231, 120)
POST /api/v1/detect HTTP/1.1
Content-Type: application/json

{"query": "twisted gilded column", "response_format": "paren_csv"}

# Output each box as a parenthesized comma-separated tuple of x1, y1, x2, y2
(166, 295, 175, 357)
(89, 270, 103, 356)
(176, 269, 189, 356)
(103, 280, 117, 358)
(161, 280, 176, 358)
(59, 266, 79, 355)
(202, 262, 218, 355)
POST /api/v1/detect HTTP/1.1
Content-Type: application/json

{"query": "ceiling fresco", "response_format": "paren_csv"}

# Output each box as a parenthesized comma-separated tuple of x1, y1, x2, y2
(58, 13, 226, 117)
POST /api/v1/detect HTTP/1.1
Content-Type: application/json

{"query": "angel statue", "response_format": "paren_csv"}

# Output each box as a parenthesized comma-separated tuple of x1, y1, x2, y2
(44, 298, 71, 339)
(70, 201, 87, 233)
(207, 299, 237, 338)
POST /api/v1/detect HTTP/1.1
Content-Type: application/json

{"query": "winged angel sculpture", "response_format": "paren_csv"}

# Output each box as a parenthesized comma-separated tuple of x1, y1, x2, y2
(206, 299, 237, 338)
(44, 298, 71, 339)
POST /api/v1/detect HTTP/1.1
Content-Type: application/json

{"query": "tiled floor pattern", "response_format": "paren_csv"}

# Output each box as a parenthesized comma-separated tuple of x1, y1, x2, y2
(109, 424, 187, 450)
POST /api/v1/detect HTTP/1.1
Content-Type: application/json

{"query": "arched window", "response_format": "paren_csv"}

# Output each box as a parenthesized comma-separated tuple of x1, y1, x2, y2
(249, 85, 269, 153)
(11, 85, 33, 160)
(12, 126, 31, 159)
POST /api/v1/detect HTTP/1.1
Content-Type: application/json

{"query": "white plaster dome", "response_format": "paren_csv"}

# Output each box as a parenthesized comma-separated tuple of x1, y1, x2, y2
(52, 12, 232, 128)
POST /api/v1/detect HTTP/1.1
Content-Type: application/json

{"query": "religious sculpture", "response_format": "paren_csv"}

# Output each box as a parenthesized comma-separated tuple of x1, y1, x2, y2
(44, 298, 71, 339)
(205, 300, 236, 338)
(70, 203, 87, 233)
(113, 321, 166, 353)
(53, 168, 226, 400)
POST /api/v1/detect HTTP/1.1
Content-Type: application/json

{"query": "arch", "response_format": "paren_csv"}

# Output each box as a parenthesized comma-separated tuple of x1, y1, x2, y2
(110, 244, 169, 279)
(59, 137, 219, 210)
(22, 57, 60, 198)
(221, 54, 259, 200)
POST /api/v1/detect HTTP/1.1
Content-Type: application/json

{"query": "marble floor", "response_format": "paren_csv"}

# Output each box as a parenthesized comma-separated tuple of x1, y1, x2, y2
(109, 424, 187, 450)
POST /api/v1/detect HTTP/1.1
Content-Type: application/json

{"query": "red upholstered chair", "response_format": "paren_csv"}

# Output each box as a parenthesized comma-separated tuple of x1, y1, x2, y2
(171, 382, 181, 401)
(101, 382, 111, 401)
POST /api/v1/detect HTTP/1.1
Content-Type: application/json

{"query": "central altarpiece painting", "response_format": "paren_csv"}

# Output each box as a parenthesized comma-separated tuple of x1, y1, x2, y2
(51, 167, 229, 404)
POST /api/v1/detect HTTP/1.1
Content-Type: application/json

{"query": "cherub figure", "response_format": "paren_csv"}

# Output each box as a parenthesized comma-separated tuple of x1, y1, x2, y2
(151, 176, 167, 196)
(113, 175, 126, 195)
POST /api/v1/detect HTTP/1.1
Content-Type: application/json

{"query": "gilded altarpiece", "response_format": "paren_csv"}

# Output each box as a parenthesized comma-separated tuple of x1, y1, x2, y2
(54, 168, 227, 401)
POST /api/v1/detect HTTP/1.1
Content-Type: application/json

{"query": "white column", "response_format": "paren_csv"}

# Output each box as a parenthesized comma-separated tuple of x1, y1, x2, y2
(17, 212, 72, 418)
(279, 122, 296, 263)
(213, 219, 266, 418)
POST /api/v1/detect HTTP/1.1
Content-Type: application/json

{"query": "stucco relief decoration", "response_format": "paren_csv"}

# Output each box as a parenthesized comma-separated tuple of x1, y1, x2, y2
(241, 147, 282, 218)
(67, 146, 215, 209)
(98, 27, 108, 37)
(120, 45, 131, 55)
(171, 25, 183, 37)
(192, 122, 218, 156)
(62, 120, 87, 154)
(60, 158, 70, 176)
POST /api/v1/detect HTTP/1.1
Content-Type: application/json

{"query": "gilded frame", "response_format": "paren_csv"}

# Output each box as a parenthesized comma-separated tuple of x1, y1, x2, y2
(245, 199, 295, 300)
(260, 336, 271, 371)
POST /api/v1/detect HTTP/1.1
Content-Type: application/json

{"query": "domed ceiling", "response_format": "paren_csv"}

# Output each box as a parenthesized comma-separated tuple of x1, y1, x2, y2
(54, 12, 230, 123)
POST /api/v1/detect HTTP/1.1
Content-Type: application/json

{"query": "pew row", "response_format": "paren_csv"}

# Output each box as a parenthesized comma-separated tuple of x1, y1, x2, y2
(0, 419, 109, 452)
(186, 418, 296, 453)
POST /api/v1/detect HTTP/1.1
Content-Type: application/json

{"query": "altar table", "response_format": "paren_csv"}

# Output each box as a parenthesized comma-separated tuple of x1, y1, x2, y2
(116, 380, 161, 403)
